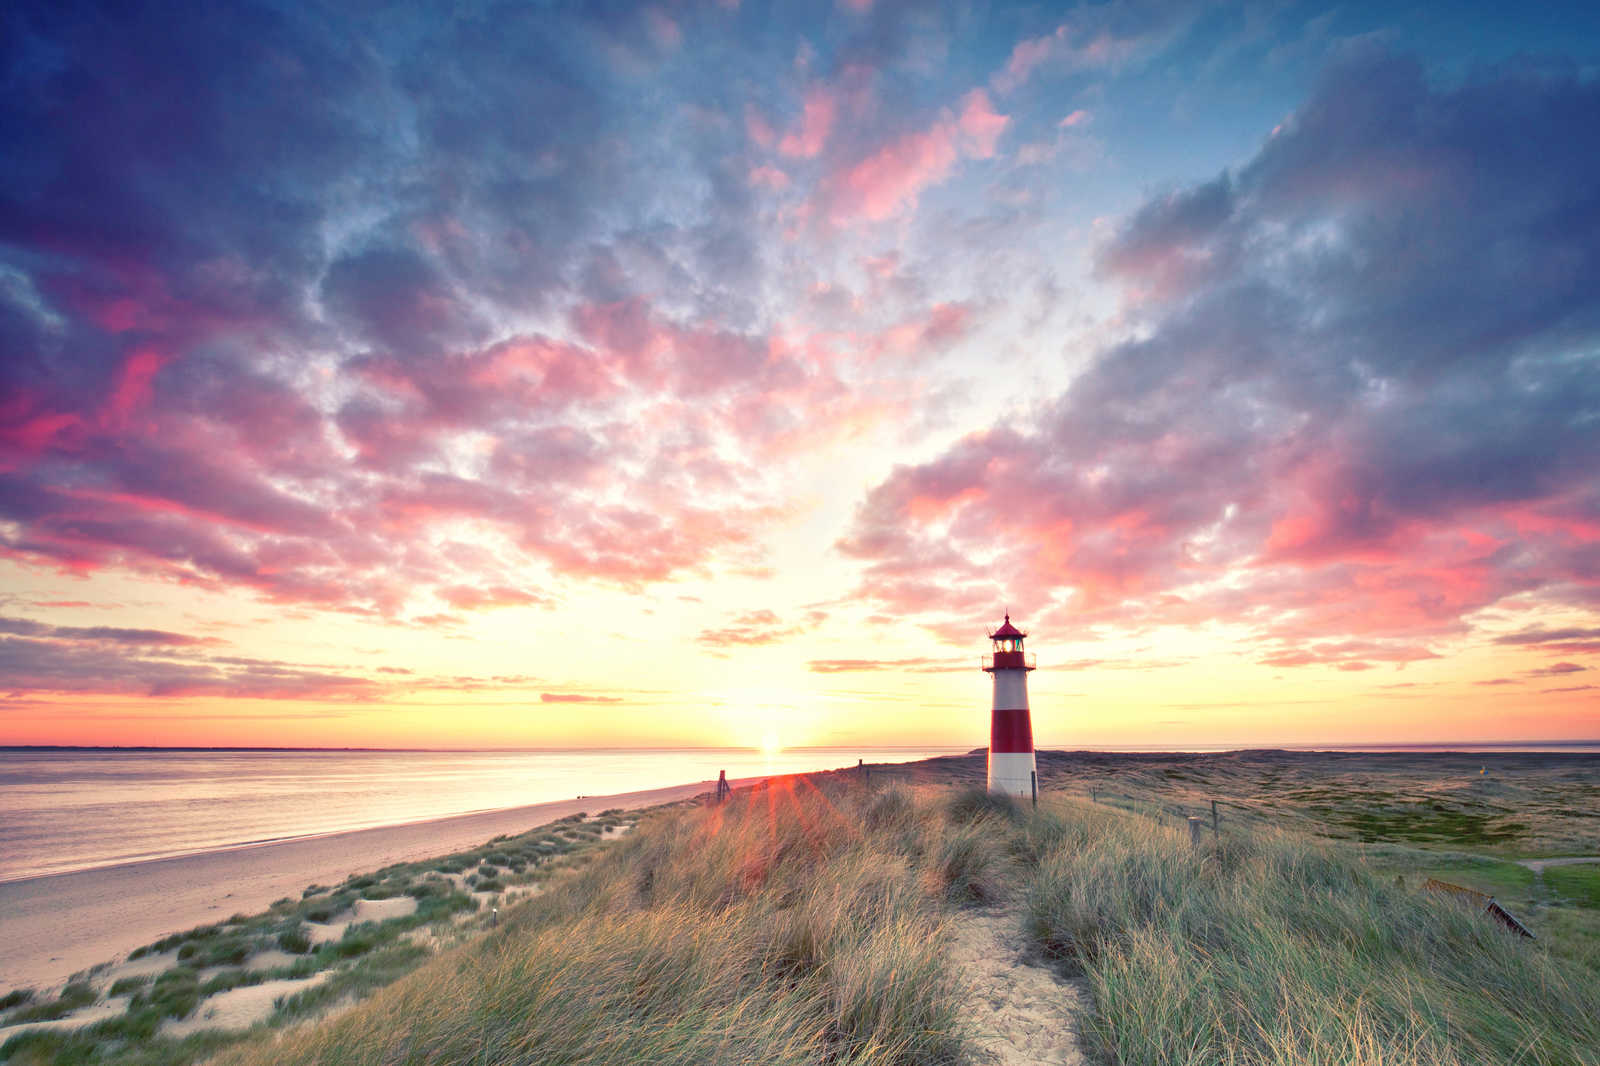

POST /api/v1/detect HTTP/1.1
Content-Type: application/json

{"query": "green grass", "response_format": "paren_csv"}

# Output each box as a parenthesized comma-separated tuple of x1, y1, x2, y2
(276, 925, 312, 954)
(3, 983, 95, 1024)
(1546, 864, 1600, 909)
(1337, 801, 1529, 846)
(107, 976, 152, 997)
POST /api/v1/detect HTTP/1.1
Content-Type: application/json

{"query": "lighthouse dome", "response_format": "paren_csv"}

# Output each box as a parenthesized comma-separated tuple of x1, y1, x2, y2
(989, 613, 1026, 640)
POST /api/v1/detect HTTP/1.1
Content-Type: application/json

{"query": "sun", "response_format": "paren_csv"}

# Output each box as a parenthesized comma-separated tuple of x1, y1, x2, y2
(759, 729, 782, 757)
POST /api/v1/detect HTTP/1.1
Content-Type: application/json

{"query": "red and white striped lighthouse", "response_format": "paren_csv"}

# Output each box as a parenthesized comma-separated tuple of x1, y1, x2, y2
(983, 613, 1036, 798)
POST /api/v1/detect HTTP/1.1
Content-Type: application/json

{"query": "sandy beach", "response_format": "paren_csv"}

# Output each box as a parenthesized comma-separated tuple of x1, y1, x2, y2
(0, 777, 736, 992)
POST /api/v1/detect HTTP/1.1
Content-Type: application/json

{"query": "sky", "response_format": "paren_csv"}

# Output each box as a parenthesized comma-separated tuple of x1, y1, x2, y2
(1, 0, 1598, 751)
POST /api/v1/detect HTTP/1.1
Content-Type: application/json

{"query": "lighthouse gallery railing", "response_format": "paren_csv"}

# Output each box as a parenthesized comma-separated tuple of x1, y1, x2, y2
(981, 651, 1036, 671)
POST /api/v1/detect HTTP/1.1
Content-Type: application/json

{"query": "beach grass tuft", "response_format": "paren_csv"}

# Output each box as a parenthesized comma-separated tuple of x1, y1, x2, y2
(3, 983, 95, 1024)
(944, 784, 1023, 826)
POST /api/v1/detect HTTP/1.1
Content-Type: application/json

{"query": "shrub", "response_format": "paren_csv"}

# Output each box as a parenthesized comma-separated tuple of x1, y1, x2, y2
(277, 926, 313, 955)
(179, 936, 251, 967)
(0, 988, 34, 1011)
(945, 785, 1023, 826)
(6, 982, 96, 1023)
(108, 975, 152, 996)
(129, 967, 201, 1021)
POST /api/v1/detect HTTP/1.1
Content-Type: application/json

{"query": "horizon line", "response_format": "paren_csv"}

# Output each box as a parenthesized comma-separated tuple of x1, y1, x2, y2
(3, 739, 1597, 754)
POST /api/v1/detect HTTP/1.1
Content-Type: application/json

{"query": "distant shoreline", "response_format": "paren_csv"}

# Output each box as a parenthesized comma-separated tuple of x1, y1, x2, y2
(0, 744, 970, 753)
(4, 741, 1597, 753)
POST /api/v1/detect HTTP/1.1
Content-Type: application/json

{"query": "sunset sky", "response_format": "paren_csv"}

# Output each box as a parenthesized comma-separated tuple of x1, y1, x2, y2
(2, 0, 1598, 750)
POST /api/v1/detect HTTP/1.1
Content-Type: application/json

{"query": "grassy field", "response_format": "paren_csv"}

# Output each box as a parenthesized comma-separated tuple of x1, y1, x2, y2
(4, 749, 1596, 1065)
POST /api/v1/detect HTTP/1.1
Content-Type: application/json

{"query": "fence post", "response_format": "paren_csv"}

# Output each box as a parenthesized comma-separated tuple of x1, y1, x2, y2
(1211, 799, 1219, 837)
(1030, 770, 1038, 810)
(1188, 816, 1205, 848)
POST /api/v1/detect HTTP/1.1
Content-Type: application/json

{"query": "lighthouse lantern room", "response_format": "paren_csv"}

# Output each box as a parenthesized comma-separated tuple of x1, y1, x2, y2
(982, 613, 1037, 798)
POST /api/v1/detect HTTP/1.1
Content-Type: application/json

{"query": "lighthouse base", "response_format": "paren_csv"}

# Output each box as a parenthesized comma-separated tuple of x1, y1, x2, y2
(987, 750, 1037, 799)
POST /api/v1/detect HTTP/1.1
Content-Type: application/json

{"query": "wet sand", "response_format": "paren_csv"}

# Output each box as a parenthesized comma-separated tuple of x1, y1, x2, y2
(0, 778, 732, 992)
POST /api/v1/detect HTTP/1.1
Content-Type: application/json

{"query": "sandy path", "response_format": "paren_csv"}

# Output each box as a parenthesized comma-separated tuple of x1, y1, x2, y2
(0, 777, 736, 992)
(949, 907, 1089, 1065)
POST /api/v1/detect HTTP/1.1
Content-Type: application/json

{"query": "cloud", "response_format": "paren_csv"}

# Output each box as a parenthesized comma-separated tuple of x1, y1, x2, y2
(697, 609, 817, 648)
(0, 633, 379, 700)
(1257, 640, 1439, 670)
(779, 87, 839, 158)
(822, 90, 1008, 222)
(1490, 626, 1600, 656)
(436, 585, 545, 611)
(539, 693, 623, 703)
(993, 3, 1195, 93)
(1527, 662, 1588, 677)
(806, 656, 966, 673)
(1, 0, 848, 618)
(839, 49, 1600, 652)
(0, 616, 221, 646)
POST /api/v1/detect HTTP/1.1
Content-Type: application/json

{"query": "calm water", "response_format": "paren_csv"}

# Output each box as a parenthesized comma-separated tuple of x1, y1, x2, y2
(0, 747, 962, 883)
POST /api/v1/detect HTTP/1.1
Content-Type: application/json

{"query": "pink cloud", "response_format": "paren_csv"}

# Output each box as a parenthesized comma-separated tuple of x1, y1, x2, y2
(1060, 109, 1092, 127)
(829, 124, 957, 221)
(824, 91, 1008, 222)
(779, 87, 838, 158)
(103, 347, 173, 426)
(957, 90, 1008, 158)
(437, 584, 545, 610)
(997, 26, 1066, 93)
(748, 165, 791, 190)
(857, 302, 972, 361)
(0, 396, 81, 461)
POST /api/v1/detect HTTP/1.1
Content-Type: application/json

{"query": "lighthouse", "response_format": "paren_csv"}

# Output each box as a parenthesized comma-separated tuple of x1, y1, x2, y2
(983, 613, 1036, 798)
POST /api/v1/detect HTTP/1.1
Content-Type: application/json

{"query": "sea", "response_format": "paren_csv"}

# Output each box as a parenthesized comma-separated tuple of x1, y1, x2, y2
(3, 742, 1595, 884)
(0, 747, 963, 883)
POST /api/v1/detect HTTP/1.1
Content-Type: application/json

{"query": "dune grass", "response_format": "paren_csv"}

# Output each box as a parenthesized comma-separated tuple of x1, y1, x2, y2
(6, 766, 1596, 1066)
(205, 777, 967, 1066)
(1021, 798, 1600, 1066)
